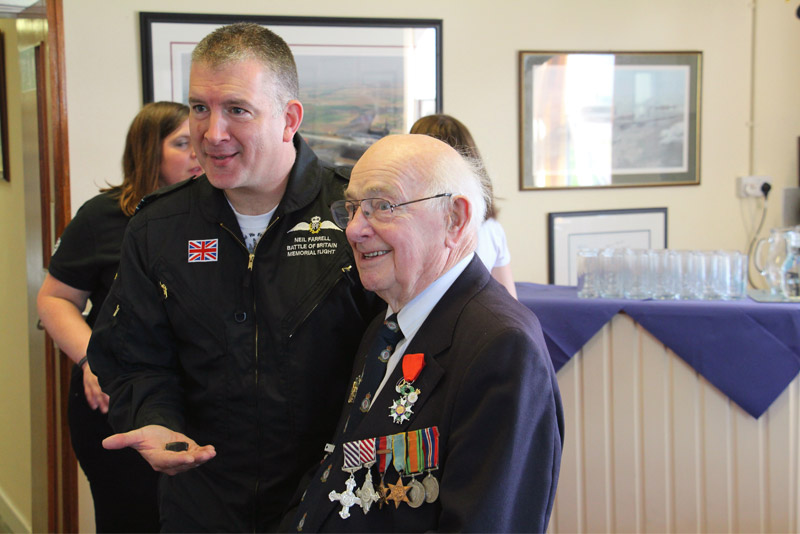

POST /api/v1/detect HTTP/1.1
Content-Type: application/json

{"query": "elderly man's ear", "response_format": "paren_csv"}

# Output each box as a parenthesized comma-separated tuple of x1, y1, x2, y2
(444, 195, 472, 247)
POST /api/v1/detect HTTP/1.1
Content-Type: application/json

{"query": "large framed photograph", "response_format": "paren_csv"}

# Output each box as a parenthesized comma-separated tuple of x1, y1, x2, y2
(548, 208, 668, 285)
(519, 51, 701, 190)
(140, 12, 442, 165)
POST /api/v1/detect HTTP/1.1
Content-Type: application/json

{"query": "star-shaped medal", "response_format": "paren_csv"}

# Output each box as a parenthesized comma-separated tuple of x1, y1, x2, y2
(377, 480, 389, 509)
(385, 478, 411, 508)
(389, 397, 413, 424)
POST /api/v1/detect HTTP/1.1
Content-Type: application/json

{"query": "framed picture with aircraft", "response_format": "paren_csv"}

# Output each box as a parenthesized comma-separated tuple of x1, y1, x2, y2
(140, 12, 442, 165)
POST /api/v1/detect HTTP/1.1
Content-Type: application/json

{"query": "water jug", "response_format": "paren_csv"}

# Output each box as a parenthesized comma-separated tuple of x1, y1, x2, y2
(753, 227, 793, 295)
(781, 230, 800, 300)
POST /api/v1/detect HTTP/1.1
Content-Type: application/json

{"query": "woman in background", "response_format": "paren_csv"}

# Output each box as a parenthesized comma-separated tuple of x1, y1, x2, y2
(410, 114, 518, 298)
(37, 101, 201, 532)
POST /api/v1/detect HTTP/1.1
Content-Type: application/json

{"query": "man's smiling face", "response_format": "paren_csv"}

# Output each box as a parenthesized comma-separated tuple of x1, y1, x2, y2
(188, 58, 290, 197)
(344, 137, 451, 311)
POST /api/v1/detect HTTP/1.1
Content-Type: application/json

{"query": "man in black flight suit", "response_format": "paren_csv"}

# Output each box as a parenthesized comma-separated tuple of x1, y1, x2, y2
(88, 23, 382, 532)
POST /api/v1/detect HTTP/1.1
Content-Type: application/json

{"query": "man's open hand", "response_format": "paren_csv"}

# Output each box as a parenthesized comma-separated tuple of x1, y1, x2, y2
(103, 424, 216, 476)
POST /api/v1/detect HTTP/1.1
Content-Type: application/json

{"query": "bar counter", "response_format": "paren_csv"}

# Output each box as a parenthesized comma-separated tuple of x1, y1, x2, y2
(517, 283, 800, 533)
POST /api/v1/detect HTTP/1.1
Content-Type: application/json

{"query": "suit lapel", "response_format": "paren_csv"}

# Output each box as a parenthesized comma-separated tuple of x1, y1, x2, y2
(354, 256, 491, 434)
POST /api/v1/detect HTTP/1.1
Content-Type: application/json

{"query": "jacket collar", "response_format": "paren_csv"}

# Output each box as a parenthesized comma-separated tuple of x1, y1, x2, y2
(195, 134, 323, 225)
(403, 255, 491, 359)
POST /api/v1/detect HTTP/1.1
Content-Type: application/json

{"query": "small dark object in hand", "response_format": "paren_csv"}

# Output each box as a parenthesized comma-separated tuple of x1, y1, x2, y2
(165, 441, 189, 452)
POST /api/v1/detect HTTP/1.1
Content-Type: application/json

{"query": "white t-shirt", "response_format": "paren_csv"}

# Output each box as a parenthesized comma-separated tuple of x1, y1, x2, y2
(476, 217, 511, 270)
(227, 198, 277, 253)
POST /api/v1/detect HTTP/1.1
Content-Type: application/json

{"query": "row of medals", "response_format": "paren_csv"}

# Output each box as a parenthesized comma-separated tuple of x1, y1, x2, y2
(328, 439, 439, 517)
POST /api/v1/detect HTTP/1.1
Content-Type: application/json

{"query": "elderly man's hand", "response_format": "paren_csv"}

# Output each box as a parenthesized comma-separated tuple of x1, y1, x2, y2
(102, 424, 216, 476)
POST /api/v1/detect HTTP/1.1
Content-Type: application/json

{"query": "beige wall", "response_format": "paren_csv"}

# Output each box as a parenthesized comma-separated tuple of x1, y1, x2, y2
(0, 17, 33, 534)
(61, 0, 800, 285)
(2, 0, 798, 531)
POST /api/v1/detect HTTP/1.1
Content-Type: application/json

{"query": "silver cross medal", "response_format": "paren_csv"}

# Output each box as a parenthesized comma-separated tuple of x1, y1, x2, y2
(356, 469, 381, 514)
(355, 438, 380, 514)
(328, 477, 362, 519)
(329, 441, 363, 519)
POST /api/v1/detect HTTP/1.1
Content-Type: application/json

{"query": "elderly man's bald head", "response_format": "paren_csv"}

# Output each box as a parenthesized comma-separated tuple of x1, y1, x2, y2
(343, 134, 486, 311)
(353, 134, 487, 228)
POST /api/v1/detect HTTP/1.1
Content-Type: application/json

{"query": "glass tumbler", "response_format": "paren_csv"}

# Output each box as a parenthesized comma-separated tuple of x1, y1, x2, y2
(624, 248, 651, 299)
(696, 250, 725, 300)
(649, 249, 679, 300)
(599, 248, 625, 299)
(576, 248, 600, 299)
(676, 250, 701, 300)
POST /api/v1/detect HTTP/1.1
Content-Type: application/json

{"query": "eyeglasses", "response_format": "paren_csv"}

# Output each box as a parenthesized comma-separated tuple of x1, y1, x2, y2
(330, 193, 453, 229)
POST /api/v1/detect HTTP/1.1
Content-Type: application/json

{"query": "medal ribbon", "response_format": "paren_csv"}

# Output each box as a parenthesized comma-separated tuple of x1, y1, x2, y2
(402, 353, 426, 382)
(406, 429, 424, 475)
(391, 433, 407, 476)
(421, 426, 440, 470)
(359, 438, 376, 467)
(342, 440, 361, 471)
(377, 436, 392, 476)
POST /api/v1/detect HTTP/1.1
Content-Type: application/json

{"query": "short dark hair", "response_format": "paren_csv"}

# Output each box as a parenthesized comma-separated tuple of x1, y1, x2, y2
(192, 22, 299, 111)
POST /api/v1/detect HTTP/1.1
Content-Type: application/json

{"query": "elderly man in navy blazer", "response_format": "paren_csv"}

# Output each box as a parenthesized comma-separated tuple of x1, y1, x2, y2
(285, 134, 563, 533)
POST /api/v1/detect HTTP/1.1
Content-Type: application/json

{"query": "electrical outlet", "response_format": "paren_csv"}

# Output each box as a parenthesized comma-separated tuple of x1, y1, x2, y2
(737, 175, 772, 198)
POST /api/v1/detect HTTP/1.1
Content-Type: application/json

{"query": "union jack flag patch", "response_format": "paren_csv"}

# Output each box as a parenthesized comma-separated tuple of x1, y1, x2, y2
(188, 239, 218, 263)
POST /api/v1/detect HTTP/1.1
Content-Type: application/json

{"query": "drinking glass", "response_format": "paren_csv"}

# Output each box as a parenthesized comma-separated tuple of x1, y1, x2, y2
(649, 249, 679, 300)
(599, 248, 625, 299)
(675, 250, 701, 300)
(727, 251, 748, 300)
(697, 250, 725, 300)
(624, 248, 651, 299)
(576, 248, 600, 299)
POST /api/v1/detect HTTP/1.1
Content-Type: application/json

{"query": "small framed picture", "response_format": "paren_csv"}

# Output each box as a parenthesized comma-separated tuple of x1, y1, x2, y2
(548, 208, 668, 284)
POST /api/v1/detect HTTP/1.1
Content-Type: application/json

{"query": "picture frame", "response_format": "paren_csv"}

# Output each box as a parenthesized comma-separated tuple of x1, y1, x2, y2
(0, 30, 10, 182)
(140, 12, 442, 165)
(548, 208, 668, 285)
(519, 51, 702, 190)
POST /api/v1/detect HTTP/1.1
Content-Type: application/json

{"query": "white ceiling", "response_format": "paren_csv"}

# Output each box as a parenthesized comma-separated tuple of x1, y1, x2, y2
(0, 0, 40, 17)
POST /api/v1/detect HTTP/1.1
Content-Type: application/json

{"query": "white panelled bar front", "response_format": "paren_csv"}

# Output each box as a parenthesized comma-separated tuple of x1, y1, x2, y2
(549, 313, 800, 534)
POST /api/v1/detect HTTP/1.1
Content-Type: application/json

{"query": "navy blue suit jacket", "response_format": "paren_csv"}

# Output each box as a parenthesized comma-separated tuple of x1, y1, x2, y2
(288, 257, 563, 532)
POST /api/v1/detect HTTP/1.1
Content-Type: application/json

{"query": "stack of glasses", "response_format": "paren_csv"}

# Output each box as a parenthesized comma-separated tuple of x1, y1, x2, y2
(576, 248, 748, 300)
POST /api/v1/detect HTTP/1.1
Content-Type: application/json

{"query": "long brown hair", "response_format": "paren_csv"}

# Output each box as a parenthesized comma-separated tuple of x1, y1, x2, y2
(107, 102, 190, 216)
(410, 114, 497, 219)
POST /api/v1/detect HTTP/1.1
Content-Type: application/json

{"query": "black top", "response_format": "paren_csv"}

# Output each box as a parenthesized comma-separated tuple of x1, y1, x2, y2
(88, 136, 384, 532)
(48, 190, 129, 328)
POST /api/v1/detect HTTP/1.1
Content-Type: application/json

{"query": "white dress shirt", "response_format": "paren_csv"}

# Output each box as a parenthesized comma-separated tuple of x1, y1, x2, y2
(371, 253, 474, 402)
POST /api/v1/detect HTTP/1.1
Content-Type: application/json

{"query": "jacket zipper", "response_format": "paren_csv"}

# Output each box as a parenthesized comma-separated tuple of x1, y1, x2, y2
(220, 216, 281, 532)
(287, 262, 352, 339)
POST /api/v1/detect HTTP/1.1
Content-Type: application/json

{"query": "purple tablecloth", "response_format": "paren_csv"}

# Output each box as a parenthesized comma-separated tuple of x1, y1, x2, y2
(517, 283, 800, 419)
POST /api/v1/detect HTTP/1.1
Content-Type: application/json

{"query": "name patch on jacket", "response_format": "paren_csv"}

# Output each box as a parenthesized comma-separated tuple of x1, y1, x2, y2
(188, 239, 218, 262)
(285, 216, 341, 258)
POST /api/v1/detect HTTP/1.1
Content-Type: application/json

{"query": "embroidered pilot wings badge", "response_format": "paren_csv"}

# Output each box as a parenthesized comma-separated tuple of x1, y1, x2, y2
(287, 216, 342, 235)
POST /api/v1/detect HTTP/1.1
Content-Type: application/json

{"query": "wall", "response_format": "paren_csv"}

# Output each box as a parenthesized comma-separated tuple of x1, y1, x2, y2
(61, 0, 800, 285)
(0, 0, 782, 531)
(0, 17, 34, 534)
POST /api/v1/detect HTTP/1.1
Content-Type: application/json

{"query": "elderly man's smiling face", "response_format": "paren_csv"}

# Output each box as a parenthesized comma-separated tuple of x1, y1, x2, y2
(344, 135, 458, 311)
